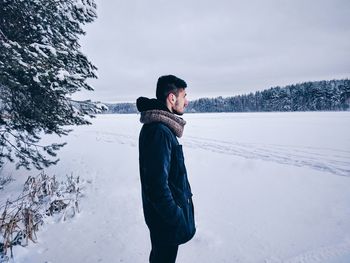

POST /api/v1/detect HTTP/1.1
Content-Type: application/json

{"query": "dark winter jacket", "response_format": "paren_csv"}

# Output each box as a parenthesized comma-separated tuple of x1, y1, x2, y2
(137, 97, 196, 245)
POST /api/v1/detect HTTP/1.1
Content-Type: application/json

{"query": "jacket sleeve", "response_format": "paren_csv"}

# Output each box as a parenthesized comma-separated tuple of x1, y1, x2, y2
(142, 127, 184, 226)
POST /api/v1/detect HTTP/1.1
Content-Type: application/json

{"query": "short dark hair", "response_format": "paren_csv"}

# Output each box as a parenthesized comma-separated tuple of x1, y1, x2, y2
(156, 75, 187, 103)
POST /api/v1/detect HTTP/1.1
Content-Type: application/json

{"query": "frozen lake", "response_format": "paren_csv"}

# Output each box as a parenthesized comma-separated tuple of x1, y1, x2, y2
(5, 111, 350, 263)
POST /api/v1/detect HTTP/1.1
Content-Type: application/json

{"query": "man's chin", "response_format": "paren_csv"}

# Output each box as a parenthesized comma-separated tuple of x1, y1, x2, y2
(173, 109, 184, 116)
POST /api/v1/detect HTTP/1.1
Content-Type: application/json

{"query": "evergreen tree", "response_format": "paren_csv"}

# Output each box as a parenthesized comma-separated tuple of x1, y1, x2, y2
(0, 0, 99, 169)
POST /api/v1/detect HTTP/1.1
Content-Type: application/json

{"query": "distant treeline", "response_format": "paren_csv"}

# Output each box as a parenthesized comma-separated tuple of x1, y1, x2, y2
(103, 79, 350, 114)
(104, 102, 137, 114)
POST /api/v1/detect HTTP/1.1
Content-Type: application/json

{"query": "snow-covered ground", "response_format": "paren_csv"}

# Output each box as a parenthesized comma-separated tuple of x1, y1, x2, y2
(2, 112, 350, 263)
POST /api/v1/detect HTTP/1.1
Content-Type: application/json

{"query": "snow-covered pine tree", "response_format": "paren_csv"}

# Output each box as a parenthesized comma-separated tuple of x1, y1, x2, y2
(0, 0, 98, 170)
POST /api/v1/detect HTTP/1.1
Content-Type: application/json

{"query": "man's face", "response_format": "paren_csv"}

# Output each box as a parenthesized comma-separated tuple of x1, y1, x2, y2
(172, 88, 188, 116)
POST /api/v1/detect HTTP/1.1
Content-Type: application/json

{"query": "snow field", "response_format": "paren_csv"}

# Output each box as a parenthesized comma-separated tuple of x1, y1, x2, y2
(2, 112, 349, 262)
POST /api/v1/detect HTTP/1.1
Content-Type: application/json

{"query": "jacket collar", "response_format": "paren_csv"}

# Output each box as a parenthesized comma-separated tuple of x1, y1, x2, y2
(137, 97, 186, 138)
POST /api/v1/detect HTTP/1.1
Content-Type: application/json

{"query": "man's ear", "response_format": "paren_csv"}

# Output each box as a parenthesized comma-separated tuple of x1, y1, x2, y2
(168, 93, 176, 104)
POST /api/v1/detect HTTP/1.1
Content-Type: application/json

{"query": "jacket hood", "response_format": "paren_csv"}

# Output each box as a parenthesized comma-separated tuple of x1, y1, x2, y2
(136, 97, 170, 113)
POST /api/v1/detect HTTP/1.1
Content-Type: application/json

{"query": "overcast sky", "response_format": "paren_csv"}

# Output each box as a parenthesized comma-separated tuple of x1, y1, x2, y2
(77, 0, 350, 103)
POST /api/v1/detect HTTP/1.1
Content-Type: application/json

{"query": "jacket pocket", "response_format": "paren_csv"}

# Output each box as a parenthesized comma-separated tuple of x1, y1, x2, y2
(170, 185, 195, 244)
(174, 198, 195, 244)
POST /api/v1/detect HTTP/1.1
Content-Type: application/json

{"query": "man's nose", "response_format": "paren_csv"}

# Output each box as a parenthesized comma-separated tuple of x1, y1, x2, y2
(184, 99, 189, 107)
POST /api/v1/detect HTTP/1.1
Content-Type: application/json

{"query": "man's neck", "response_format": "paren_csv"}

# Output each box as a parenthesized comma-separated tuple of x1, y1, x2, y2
(166, 101, 173, 113)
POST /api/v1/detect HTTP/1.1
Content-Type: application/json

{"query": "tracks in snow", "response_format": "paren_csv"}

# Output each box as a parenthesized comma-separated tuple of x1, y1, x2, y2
(184, 136, 350, 177)
(87, 130, 350, 177)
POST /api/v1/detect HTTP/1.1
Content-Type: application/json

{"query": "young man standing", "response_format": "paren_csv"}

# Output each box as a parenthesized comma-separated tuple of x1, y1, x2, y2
(137, 75, 196, 263)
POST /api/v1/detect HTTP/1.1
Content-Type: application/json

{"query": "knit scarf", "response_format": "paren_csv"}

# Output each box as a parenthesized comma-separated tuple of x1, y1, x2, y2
(140, 110, 186, 138)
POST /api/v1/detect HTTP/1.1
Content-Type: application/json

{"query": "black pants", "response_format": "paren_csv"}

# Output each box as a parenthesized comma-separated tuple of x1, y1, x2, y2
(149, 235, 179, 263)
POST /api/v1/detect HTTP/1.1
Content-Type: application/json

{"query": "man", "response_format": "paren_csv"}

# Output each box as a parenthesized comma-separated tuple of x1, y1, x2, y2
(137, 75, 196, 263)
